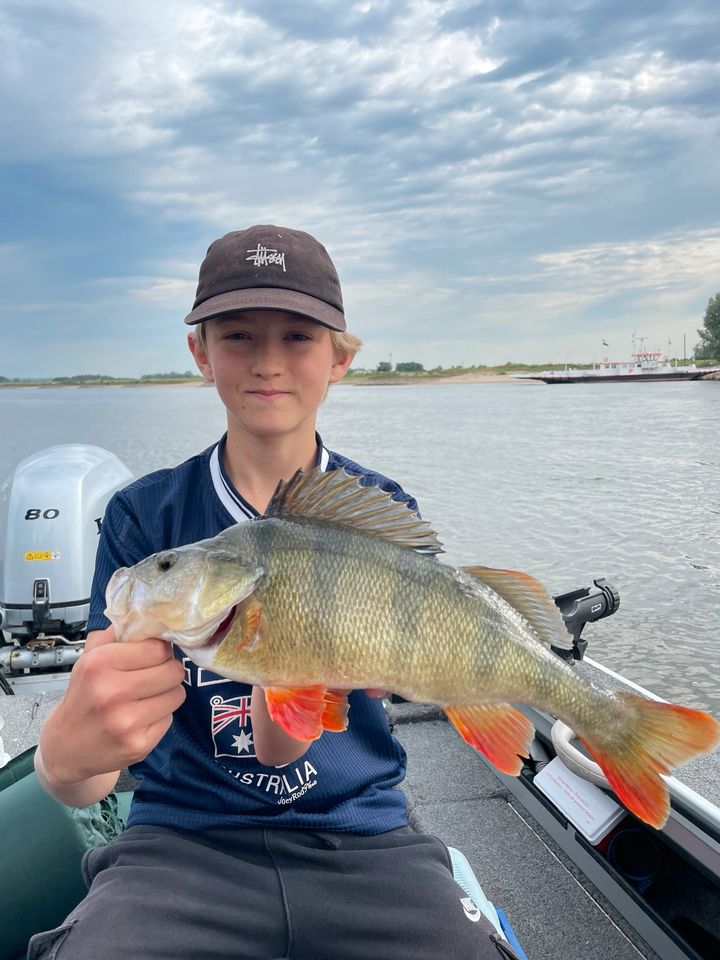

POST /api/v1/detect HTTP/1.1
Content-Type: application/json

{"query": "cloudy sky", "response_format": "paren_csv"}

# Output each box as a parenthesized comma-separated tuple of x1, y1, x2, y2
(2, 0, 719, 378)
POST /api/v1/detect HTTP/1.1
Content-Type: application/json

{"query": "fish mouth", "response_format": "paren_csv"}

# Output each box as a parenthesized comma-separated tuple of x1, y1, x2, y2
(168, 602, 239, 651)
(175, 568, 264, 651)
(203, 604, 239, 649)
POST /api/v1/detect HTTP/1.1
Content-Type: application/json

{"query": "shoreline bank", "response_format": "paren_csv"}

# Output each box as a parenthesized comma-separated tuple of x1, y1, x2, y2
(4, 371, 717, 389)
(1, 374, 539, 389)
(347, 372, 539, 386)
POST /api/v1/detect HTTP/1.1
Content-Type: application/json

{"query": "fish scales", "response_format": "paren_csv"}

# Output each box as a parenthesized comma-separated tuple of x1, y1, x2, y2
(226, 520, 419, 689)
(105, 467, 720, 829)
(219, 519, 579, 711)
(210, 519, 594, 720)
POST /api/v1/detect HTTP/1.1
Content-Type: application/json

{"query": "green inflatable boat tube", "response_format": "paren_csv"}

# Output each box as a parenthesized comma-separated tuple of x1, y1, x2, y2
(0, 747, 126, 960)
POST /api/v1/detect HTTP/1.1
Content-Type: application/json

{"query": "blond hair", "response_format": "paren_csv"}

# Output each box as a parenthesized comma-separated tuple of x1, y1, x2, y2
(191, 320, 362, 361)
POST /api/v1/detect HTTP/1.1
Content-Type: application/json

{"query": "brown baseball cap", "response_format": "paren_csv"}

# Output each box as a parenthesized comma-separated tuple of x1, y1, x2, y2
(183, 225, 346, 330)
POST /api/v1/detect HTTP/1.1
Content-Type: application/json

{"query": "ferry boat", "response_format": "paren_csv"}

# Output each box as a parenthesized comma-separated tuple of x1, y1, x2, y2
(1, 446, 719, 960)
(525, 349, 720, 384)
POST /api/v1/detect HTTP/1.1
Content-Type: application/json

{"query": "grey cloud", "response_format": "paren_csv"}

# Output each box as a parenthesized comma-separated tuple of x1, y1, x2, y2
(439, 1, 529, 33)
(237, 0, 412, 43)
(444, 0, 720, 83)
(1, 0, 100, 36)
(474, 37, 575, 83)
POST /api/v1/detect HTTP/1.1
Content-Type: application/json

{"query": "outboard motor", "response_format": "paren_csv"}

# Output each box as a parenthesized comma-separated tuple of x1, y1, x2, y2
(0, 445, 133, 690)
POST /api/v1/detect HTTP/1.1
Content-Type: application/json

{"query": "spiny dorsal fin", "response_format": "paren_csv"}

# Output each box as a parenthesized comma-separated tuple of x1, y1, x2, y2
(460, 565, 573, 651)
(265, 468, 443, 555)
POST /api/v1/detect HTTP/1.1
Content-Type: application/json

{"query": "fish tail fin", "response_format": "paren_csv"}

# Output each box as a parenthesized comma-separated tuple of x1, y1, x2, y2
(581, 693, 720, 829)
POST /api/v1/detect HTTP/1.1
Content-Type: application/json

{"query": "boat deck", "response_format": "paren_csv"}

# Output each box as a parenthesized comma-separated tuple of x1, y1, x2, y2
(1, 689, 669, 960)
(390, 701, 660, 960)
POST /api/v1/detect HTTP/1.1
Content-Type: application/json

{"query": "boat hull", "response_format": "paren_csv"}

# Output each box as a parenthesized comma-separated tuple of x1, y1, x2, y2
(535, 370, 714, 384)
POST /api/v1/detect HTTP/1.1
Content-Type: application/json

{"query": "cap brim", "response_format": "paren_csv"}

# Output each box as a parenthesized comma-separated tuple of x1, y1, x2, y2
(184, 289, 346, 331)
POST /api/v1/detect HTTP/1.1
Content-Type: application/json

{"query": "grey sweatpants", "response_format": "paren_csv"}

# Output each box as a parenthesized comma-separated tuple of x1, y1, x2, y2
(27, 825, 518, 960)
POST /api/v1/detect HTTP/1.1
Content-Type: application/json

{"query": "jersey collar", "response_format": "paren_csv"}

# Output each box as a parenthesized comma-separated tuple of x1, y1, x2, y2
(209, 434, 330, 523)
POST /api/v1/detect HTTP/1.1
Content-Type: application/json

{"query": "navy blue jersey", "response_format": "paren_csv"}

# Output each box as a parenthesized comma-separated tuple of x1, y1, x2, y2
(89, 436, 418, 834)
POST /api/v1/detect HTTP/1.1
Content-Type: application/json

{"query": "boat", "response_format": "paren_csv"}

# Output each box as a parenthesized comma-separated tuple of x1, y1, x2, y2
(523, 343, 720, 384)
(2, 446, 720, 960)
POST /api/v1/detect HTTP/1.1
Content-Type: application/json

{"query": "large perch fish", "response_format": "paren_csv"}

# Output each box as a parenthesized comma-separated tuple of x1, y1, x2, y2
(106, 469, 719, 829)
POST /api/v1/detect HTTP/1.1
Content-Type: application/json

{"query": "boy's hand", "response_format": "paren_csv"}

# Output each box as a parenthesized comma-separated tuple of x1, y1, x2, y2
(38, 625, 186, 794)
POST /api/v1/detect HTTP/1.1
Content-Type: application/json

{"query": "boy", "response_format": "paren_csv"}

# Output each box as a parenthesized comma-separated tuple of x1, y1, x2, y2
(32, 226, 508, 959)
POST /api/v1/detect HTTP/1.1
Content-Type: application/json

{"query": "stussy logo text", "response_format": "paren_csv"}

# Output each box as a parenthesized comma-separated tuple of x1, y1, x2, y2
(246, 245, 286, 271)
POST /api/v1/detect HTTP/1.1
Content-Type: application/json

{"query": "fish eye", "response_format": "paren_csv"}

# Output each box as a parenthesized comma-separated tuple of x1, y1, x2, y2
(156, 551, 178, 572)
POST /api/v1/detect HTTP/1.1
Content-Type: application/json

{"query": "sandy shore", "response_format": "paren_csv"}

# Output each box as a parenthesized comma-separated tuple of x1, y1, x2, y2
(423, 372, 538, 385)
(346, 372, 540, 386)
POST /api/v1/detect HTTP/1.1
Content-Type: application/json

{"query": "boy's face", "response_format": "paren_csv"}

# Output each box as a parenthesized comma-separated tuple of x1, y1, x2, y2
(188, 310, 352, 442)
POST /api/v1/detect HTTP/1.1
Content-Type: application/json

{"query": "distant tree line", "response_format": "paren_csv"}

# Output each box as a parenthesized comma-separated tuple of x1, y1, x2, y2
(695, 293, 720, 360)
(0, 372, 202, 384)
(51, 374, 114, 382)
(374, 361, 425, 373)
(140, 371, 200, 380)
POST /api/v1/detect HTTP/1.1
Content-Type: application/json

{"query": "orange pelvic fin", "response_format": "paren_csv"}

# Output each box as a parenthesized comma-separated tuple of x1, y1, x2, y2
(581, 693, 720, 829)
(321, 690, 351, 732)
(444, 702, 534, 775)
(264, 685, 350, 741)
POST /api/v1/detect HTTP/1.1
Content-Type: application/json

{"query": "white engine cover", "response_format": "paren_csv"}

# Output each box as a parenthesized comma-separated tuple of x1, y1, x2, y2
(0, 444, 133, 640)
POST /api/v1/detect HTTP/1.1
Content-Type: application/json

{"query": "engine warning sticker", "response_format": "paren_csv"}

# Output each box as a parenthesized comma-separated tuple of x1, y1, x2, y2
(24, 551, 61, 561)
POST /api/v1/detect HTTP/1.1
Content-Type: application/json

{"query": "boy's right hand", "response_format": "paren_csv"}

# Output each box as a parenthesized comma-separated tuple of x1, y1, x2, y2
(37, 625, 186, 797)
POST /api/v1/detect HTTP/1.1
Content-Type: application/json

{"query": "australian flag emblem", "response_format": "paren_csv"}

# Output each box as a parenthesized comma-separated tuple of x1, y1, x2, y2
(210, 694, 255, 759)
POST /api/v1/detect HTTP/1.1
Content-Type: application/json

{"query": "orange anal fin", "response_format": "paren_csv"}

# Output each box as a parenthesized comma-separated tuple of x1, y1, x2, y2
(444, 703, 534, 776)
(579, 695, 720, 830)
(265, 685, 328, 741)
(322, 690, 350, 732)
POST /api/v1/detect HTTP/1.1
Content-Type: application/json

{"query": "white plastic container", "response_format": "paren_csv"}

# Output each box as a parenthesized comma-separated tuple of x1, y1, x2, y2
(534, 756, 626, 844)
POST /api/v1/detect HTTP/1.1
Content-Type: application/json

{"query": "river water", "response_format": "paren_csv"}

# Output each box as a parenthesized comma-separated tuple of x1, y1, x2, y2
(1, 380, 719, 714)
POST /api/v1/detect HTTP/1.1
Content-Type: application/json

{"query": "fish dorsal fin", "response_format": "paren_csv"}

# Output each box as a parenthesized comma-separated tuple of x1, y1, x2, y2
(265, 468, 443, 555)
(460, 565, 573, 651)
